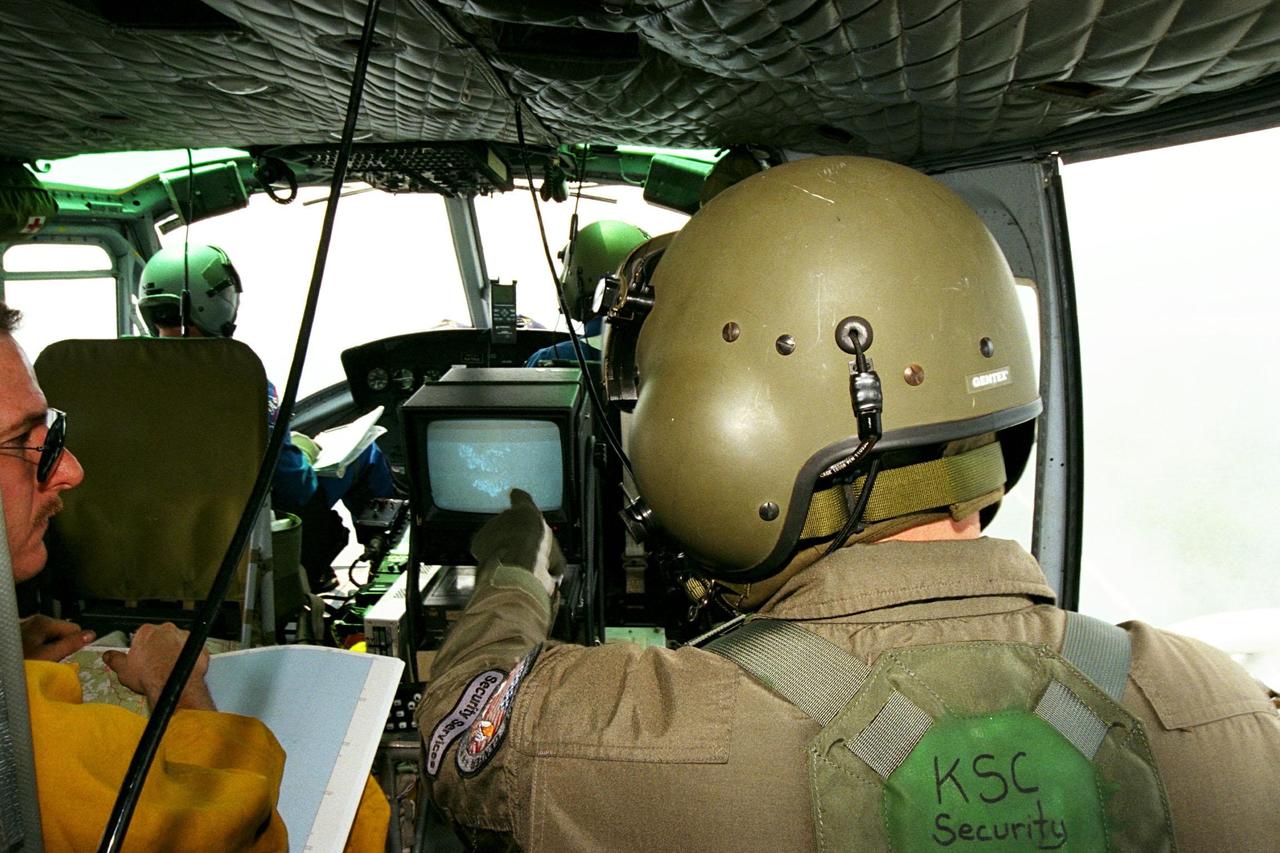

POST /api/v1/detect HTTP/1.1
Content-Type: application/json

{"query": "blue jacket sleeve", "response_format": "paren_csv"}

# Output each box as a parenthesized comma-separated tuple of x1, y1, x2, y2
(267, 380, 319, 510)
(272, 436, 319, 511)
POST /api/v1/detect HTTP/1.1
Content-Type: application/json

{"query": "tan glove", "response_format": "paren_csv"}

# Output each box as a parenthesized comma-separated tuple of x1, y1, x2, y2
(471, 489, 565, 596)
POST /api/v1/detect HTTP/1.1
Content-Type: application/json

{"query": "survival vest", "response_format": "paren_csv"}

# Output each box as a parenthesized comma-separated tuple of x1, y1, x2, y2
(707, 613, 1174, 851)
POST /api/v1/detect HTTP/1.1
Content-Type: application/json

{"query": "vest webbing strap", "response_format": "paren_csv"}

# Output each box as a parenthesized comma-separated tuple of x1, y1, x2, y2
(1061, 610, 1131, 703)
(848, 690, 933, 779)
(1025, 611, 1131, 760)
(1035, 680, 1109, 759)
(800, 442, 1007, 540)
(709, 611, 1135, 773)
(706, 618, 870, 726)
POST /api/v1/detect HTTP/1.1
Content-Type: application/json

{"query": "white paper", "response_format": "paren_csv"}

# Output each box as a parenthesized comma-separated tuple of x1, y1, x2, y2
(310, 406, 386, 478)
(205, 645, 403, 853)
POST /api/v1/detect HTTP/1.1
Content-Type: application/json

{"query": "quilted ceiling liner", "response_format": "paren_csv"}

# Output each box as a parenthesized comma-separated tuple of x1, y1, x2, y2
(3, 0, 1280, 169)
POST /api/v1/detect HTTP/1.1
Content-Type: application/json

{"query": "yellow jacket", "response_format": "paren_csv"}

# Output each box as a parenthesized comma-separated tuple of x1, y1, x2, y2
(27, 660, 388, 851)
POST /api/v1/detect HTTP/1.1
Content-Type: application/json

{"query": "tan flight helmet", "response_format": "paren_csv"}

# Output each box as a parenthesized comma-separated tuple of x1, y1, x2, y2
(560, 220, 650, 322)
(627, 156, 1041, 581)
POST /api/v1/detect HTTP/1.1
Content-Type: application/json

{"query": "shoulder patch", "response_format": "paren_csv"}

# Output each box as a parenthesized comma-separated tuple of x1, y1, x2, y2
(457, 644, 542, 777)
(425, 669, 505, 777)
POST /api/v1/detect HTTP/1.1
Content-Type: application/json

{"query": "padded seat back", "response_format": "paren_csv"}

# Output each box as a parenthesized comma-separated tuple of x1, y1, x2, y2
(34, 338, 267, 602)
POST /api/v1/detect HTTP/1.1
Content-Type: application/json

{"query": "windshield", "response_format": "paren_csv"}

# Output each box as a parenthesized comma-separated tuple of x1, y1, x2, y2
(474, 184, 690, 332)
(159, 186, 469, 396)
(38, 148, 246, 191)
(155, 177, 690, 394)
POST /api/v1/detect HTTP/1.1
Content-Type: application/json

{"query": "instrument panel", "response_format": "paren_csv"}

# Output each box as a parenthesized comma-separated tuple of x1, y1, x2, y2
(340, 328, 570, 471)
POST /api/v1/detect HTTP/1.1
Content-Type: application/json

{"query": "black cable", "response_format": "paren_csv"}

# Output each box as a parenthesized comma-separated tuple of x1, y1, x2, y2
(513, 101, 634, 479)
(347, 554, 366, 589)
(96, 1, 385, 849)
(557, 150, 587, 331)
(261, 158, 299, 205)
(180, 148, 193, 337)
(403, 545, 420, 682)
(824, 456, 881, 556)
(823, 332, 884, 556)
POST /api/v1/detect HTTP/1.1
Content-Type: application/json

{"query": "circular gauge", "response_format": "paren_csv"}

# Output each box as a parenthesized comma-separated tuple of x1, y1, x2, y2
(391, 367, 415, 391)
(366, 367, 389, 392)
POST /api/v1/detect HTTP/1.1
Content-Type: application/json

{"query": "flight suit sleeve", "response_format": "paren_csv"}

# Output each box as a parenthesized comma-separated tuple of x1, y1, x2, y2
(416, 558, 553, 843)
(1125, 623, 1280, 849)
(416, 490, 562, 843)
(26, 660, 288, 852)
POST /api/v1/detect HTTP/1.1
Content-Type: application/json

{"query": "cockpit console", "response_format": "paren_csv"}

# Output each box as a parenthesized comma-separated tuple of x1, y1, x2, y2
(338, 328, 573, 476)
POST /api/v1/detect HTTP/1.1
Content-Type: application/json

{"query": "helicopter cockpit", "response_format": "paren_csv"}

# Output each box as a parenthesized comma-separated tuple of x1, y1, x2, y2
(2, 0, 1280, 849)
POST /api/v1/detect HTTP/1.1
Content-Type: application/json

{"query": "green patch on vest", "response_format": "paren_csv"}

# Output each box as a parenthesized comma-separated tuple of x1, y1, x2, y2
(707, 617, 1175, 853)
(885, 711, 1107, 851)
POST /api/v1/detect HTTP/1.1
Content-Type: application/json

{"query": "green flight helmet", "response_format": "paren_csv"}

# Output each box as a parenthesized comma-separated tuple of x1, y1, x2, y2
(560, 220, 650, 322)
(138, 244, 241, 337)
(628, 156, 1041, 581)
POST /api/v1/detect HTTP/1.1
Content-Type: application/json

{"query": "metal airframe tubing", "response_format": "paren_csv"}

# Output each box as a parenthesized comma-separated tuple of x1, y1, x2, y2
(444, 196, 491, 329)
(1035, 165, 1085, 610)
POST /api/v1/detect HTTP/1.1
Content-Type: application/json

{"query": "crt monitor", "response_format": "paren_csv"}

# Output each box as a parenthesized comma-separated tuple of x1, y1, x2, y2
(401, 366, 588, 565)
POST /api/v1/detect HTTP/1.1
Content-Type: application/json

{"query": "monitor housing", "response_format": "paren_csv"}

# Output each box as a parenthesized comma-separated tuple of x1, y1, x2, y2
(401, 366, 590, 567)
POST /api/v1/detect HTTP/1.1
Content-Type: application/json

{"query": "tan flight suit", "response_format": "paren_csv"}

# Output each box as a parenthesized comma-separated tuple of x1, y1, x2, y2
(418, 538, 1280, 851)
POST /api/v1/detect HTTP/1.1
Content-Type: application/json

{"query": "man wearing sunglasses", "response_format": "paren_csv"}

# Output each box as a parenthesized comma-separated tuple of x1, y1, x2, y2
(0, 315, 91, 661)
(0, 301, 304, 848)
(0, 399, 97, 663)
(0, 401, 70, 577)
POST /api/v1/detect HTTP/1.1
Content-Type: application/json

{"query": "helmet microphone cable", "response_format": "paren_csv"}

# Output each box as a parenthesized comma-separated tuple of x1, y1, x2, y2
(819, 338, 882, 479)
(180, 147, 194, 337)
(826, 457, 881, 555)
(850, 336, 882, 446)
(825, 336, 884, 555)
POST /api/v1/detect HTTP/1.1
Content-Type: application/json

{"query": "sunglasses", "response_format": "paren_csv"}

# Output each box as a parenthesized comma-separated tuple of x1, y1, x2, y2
(0, 409, 67, 483)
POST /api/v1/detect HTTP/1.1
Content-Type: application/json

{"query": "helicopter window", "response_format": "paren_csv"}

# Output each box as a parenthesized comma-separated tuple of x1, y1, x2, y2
(158, 186, 469, 396)
(982, 282, 1040, 554)
(473, 184, 690, 332)
(1, 242, 116, 360)
(1064, 126, 1280, 681)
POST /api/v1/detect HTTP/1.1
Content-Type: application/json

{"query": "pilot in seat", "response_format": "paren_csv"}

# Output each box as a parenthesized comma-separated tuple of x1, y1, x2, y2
(137, 245, 395, 591)
(415, 156, 1280, 851)
(524, 220, 649, 367)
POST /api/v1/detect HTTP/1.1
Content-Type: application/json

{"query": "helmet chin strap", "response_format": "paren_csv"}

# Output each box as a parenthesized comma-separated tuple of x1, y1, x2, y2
(714, 512, 952, 614)
(696, 440, 1009, 615)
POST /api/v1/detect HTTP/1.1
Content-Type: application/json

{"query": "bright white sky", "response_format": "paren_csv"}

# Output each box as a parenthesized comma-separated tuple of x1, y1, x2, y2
(5, 128, 1279, 676)
(1061, 128, 1280, 679)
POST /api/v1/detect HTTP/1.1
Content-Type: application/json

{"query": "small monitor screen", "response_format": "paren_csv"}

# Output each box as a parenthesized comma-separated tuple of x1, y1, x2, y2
(427, 419, 564, 513)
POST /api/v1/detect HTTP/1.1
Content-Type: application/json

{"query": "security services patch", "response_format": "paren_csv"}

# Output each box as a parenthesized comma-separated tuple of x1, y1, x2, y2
(457, 644, 542, 777)
(425, 669, 505, 777)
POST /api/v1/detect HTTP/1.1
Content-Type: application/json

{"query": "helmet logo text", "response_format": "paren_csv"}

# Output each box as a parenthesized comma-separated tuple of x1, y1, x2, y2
(967, 367, 1011, 393)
